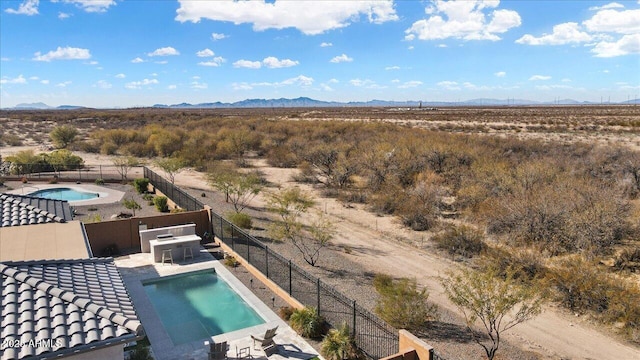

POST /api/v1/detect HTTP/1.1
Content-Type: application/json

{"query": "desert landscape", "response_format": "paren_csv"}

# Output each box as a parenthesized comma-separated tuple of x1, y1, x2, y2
(1, 105, 640, 360)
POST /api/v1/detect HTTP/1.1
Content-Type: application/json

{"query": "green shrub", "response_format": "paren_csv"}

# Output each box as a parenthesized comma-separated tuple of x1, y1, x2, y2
(289, 307, 325, 339)
(373, 274, 438, 330)
(224, 255, 239, 267)
(613, 248, 640, 273)
(95, 178, 105, 185)
(170, 207, 185, 213)
(133, 178, 150, 194)
(227, 212, 252, 229)
(153, 196, 168, 212)
(321, 323, 364, 360)
(433, 225, 486, 258)
(481, 246, 546, 283)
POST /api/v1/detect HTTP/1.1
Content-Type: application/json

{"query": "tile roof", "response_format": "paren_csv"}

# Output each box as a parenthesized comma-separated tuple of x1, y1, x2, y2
(0, 194, 72, 228)
(1, 258, 144, 360)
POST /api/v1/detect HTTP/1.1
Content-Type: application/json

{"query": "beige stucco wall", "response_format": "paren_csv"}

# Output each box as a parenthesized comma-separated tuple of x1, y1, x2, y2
(0, 221, 91, 261)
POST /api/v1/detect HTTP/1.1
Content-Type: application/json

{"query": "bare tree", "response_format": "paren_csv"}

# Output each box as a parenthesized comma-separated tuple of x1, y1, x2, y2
(112, 156, 141, 181)
(155, 157, 186, 184)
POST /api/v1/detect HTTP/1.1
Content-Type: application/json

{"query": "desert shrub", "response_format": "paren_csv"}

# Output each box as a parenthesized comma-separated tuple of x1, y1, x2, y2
(291, 161, 319, 183)
(396, 182, 441, 231)
(373, 274, 438, 330)
(100, 142, 118, 155)
(142, 193, 154, 205)
(50, 125, 78, 149)
(289, 307, 325, 339)
(226, 212, 252, 229)
(613, 248, 640, 273)
(224, 255, 239, 268)
(321, 323, 364, 360)
(278, 306, 294, 321)
(481, 247, 546, 283)
(133, 178, 150, 194)
(433, 224, 485, 258)
(95, 178, 105, 185)
(75, 140, 99, 153)
(549, 257, 640, 341)
(1, 133, 23, 146)
(153, 196, 168, 212)
(267, 145, 298, 168)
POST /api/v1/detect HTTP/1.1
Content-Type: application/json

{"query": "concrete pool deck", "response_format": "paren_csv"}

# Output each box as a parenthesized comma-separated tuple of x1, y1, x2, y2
(7, 183, 125, 206)
(115, 248, 321, 360)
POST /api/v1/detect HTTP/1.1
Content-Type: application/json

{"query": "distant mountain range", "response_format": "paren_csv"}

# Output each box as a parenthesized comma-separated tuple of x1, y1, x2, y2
(5, 97, 639, 110)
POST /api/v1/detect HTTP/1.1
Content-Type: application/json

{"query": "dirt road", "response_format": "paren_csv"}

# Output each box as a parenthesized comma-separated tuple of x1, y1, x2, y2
(170, 160, 640, 360)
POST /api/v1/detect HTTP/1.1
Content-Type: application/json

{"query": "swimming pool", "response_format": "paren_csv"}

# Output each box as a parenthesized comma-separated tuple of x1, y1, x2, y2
(28, 187, 99, 202)
(142, 270, 265, 345)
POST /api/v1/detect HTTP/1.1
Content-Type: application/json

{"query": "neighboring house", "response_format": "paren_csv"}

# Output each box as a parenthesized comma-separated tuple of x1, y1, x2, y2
(0, 194, 145, 360)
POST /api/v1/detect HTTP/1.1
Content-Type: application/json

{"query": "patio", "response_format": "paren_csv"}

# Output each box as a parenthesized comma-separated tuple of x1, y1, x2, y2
(115, 247, 321, 360)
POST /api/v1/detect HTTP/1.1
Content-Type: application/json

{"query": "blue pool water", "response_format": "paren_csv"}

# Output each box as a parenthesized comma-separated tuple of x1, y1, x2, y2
(142, 270, 265, 345)
(29, 187, 98, 201)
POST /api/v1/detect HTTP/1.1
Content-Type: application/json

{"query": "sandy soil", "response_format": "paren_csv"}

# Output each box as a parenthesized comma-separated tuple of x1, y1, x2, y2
(160, 157, 640, 360)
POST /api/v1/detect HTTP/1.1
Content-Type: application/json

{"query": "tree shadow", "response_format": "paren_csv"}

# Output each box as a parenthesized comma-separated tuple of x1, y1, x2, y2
(413, 321, 483, 344)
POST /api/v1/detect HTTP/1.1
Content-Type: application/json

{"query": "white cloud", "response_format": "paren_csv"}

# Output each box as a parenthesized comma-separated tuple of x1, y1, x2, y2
(192, 76, 200, 80)
(150, 73, 158, 77)
(591, 34, 640, 57)
(125, 78, 159, 89)
(155, 60, 168, 64)
(211, 32, 227, 40)
(529, 75, 552, 81)
(148, 47, 180, 57)
(233, 60, 262, 69)
(562, 78, 572, 82)
(330, 54, 353, 63)
(437, 81, 460, 90)
(115, 73, 126, 78)
(263, 56, 299, 68)
(516, 22, 593, 45)
(175, 0, 398, 35)
(405, 0, 521, 41)
(58, 12, 71, 19)
(408, 45, 415, 50)
(391, 79, 400, 83)
(131, 57, 145, 63)
(196, 48, 215, 57)
(60, 0, 116, 13)
(234, 75, 314, 89)
(33, 46, 91, 61)
(191, 81, 208, 89)
(494, 71, 506, 77)
(0, 75, 27, 84)
(349, 78, 385, 89)
(168, 85, 177, 90)
(1, 57, 9, 61)
(198, 57, 226, 67)
(320, 83, 334, 91)
(583, 8, 640, 34)
(56, 81, 72, 87)
(328, 78, 339, 83)
(40, 79, 49, 85)
(589, 2, 625, 11)
(385, 66, 400, 70)
(320, 42, 333, 47)
(398, 80, 423, 89)
(29, 76, 39, 80)
(437, 44, 448, 48)
(232, 82, 253, 91)
(5, 0, 38, 15)
(87, 60, 99, 65)
(94, 80, 112, 89)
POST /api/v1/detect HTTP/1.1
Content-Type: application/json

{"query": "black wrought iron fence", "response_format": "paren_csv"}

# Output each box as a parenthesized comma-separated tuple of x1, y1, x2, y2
(145, 167, 400, 359)
(1, 163, 144, 182)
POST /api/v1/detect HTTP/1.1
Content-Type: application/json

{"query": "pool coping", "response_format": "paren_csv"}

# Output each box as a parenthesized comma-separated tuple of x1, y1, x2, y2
(7, 183, 125, 205)
(115, 249, 302, 360)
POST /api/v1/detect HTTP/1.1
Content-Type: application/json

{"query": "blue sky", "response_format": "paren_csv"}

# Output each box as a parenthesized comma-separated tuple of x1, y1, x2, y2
(1, 0, 639, 108)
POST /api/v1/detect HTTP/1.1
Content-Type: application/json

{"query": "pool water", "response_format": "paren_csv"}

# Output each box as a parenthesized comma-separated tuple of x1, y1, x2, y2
(29, 187, 98, 201)
(142, 271, 265, 345)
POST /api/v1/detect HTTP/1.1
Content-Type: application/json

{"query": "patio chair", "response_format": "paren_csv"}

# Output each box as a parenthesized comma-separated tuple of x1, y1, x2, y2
(251, 326, 278, 356)
(205, 340, 228, 360)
